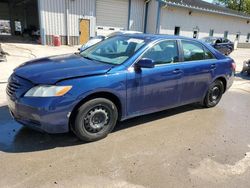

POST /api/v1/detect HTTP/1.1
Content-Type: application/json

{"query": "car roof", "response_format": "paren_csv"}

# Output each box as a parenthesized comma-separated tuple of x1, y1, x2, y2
(202, 36, 221, 40)
(121, 33, 199, 42)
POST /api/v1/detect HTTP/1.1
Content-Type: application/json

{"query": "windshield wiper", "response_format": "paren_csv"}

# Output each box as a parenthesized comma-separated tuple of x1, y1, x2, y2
(82, 56, 94, 61)
(82, 55, 117, 65)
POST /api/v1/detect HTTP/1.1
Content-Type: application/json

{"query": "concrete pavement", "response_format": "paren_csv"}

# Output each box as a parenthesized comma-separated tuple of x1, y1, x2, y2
(0, 44, 249, 188)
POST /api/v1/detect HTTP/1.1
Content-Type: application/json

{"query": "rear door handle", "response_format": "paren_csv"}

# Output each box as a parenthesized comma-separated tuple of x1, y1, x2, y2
(172, 69, 182, 74)
(210, 64, 216, 69)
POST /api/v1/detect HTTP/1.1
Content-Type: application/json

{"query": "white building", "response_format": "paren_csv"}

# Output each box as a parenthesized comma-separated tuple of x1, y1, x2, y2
(147, 0, 250, 46)
(0, 0, 250, 47)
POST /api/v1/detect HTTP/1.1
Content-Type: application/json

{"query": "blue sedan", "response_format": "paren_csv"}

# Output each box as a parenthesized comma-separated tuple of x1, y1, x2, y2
(7, 34, 235, 141)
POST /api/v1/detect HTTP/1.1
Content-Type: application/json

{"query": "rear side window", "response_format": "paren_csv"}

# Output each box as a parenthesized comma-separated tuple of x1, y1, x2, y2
(182, 41, 205, 61)
(142, 40, 179, 65)
(204, 47, 215, 59)
(182, 40, 214, 61)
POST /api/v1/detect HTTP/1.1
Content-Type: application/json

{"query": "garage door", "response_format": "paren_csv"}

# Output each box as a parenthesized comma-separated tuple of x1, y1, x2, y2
(130, 0, 145, 32)
(96, 0, 128, 35)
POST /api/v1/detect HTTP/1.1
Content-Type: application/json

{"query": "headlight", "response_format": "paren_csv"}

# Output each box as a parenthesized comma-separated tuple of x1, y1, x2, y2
(24, 85, 72, 97)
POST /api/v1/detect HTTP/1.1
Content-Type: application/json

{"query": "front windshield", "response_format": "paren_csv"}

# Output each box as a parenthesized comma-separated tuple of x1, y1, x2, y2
(80, 36, 146, 65)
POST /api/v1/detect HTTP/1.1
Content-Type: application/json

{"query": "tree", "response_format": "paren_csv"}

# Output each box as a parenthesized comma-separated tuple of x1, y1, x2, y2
(213, 0, 250, 14)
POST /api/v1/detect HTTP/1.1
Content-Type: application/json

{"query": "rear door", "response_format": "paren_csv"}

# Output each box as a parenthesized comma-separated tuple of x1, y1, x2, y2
(178, 40, 217, 104)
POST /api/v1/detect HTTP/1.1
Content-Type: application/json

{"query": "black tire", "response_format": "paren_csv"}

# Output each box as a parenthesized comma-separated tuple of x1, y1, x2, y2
(73, 98, 118, 142)
(203, 80, 224, 108)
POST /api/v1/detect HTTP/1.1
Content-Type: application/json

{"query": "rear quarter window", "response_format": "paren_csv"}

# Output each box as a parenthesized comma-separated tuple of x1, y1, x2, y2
(182, 40, 215, 61)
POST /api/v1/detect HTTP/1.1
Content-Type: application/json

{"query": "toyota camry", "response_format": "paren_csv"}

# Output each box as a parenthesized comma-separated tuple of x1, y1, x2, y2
(7, 34, 235, 141)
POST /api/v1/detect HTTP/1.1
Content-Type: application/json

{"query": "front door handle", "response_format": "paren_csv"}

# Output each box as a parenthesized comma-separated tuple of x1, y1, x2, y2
(172, 69, 182, 74)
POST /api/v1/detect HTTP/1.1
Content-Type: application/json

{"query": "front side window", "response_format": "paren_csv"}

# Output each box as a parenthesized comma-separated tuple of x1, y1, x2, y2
(182, 40, 215, 61)
(142, 40, 179, 65)
(80, 36, 146, 65)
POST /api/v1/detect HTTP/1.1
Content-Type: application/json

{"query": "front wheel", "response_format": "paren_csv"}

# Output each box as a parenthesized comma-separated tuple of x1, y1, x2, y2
(73, 98, 118, 142)
(203, 80, 224, 108)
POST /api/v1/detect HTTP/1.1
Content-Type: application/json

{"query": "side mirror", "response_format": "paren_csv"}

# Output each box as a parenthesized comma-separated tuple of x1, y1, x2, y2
(135, 58, 155, 69)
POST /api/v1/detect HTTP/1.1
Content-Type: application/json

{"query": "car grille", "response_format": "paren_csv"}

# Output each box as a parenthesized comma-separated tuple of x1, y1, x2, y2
(6, 79, 21, 96)
(6, 74, 34, 99)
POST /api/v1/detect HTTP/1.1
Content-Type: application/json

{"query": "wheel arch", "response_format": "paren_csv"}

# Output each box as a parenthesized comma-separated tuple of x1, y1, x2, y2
(69, 91, 123, 130)
(214, 76, 227, 93)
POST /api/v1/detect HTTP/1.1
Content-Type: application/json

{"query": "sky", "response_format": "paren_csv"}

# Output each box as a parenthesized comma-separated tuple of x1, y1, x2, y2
(203, 0, 213, 3)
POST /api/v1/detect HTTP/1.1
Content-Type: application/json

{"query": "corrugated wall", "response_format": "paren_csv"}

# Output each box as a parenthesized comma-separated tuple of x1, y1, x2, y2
(146, 0, 158, 34)
(39, 0, 95, 45)
(41, 0, 66, 36)
(68, 0, 95, 37)
(130, 0, 145, 32)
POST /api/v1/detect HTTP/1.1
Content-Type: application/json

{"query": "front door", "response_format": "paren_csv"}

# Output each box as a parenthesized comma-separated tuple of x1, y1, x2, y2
(79, 19, 90, 44)
(126, 40, 183, 117)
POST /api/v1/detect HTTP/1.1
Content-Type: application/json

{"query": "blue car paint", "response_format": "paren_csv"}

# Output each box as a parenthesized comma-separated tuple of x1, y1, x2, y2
(6, 34, 234, 133)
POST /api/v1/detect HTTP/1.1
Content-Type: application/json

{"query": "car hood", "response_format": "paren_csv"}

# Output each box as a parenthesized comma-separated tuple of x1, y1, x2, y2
(14, 54, 114, 84)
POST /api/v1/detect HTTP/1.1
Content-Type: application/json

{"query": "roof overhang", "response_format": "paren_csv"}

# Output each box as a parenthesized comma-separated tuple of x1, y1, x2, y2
(160, 0, 250, 20)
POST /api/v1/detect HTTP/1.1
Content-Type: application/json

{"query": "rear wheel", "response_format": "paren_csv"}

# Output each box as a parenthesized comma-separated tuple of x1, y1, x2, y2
(73, 98, 118, 142)
(203, 80, 224, 108)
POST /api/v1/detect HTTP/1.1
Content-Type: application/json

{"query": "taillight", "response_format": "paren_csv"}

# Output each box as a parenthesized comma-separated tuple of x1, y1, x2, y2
(231, 61, 236, 71)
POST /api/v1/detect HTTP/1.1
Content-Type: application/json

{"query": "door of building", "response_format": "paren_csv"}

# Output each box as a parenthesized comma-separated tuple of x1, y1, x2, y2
(79, 19, 90, 44)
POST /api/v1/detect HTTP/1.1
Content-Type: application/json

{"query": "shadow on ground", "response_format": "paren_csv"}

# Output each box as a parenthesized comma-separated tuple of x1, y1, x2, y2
(0, 104, 201, 153)
(235, 72, 250, 80)
(0, 35, 38, 44)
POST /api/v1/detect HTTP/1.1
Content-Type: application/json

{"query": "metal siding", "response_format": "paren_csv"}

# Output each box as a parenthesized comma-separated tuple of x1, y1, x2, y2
(41, 0, 66, 36)
(146, 0, 158, 34)
(68, 0, 95, 37)
(39, 0, 95, 45)
(96, 0, 129, 29)
(130, 0, 145, 32)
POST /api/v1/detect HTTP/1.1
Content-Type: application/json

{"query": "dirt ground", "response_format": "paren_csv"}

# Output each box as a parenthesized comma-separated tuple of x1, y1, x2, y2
(0, 43, 250, 188)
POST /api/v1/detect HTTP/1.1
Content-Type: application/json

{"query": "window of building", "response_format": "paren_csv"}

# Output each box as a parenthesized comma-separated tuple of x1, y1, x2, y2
(209, 29, 214, 37)
(246, 33, 250, 43)
(182, 40, 214, 61)
(193, 30, 199, 39)
(142, 40, 179, 65)
(224, 31, 228, 39)
(174, 27, 180, 35)
(236, 32, 241, 41)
